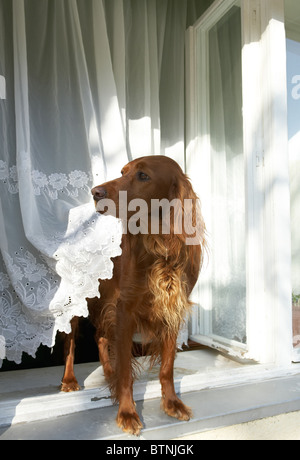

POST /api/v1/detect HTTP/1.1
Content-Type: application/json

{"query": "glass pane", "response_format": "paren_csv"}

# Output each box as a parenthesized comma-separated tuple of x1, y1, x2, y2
(208, 6, 246, 343)
(286, 34, 300, 351)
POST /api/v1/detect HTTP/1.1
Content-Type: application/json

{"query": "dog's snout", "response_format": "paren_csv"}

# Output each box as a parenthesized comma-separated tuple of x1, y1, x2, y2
(92, 186, 107, 202)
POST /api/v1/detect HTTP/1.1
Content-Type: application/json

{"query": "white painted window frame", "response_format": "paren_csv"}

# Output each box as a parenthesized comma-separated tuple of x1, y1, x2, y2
(186, 0, 294, 366)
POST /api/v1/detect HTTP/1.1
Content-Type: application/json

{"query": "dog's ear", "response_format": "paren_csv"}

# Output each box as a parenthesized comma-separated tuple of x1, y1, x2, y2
(167, 175, 190, 240)
(168, 174, 206, 248)
(168, 174, 196, 203)
(168, 178, 178, 202)
(167, 177, 182, 238)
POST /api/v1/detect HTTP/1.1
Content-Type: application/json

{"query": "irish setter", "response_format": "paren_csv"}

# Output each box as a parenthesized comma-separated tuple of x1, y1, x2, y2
(61, 155, 206, 436)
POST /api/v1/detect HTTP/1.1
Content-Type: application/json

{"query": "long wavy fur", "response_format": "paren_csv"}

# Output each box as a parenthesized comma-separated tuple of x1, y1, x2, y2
(95, 172, 206, 403)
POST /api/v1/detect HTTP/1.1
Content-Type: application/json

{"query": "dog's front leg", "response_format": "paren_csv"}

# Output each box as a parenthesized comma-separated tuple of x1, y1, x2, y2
(60, 317, 81, 392)
(114, 301, 143, 436)
(159, 334, 192, 421)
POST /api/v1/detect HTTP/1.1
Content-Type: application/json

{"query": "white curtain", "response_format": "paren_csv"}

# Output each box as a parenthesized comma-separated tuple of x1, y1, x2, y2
(0, 0, 205, 366)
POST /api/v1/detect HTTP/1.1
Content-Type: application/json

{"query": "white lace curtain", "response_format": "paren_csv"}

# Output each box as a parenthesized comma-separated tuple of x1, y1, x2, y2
(0, 0, 206, 366)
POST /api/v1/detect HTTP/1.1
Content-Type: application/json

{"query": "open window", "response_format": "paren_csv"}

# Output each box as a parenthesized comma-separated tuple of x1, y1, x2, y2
(186, 2, 247, 359)
(186, 0, 294, 365)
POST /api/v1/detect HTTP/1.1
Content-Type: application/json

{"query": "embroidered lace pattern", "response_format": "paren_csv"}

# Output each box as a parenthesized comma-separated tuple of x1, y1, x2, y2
(0, 160, 93, 200)
(0, 202, 123, 366)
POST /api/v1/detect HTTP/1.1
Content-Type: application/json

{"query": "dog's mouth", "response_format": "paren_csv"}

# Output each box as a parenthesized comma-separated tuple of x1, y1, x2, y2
(92, 189, 121, 219)
(95, 201, 112, 215)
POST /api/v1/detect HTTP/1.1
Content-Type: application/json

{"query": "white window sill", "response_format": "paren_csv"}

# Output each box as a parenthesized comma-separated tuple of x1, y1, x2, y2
(0, 349, 300, 439)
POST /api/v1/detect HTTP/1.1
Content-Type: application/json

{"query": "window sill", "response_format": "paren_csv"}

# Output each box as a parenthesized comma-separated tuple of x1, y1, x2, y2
(0, 349, 300, 439)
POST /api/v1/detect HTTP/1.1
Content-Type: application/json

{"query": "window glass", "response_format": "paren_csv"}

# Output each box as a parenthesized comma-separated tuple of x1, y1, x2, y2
(286, 36, 300, 351)
(208, 6, 246, 343)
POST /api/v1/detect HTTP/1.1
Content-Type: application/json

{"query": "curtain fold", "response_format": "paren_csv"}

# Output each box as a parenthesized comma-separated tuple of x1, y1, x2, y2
(0, 0, 206, 366)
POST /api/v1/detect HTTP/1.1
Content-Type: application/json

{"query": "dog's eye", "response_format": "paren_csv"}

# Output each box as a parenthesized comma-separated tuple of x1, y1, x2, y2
(137, 171, 150, 182)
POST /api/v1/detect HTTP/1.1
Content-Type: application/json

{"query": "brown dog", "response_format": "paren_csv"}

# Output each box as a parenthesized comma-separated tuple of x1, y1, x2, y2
(61, 155, 206, 436)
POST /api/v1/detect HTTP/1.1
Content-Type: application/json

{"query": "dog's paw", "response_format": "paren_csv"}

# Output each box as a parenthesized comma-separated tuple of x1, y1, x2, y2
(60, 380, 81, 392)
(161, 396, 192, 421)
(116, 409, 143, 436)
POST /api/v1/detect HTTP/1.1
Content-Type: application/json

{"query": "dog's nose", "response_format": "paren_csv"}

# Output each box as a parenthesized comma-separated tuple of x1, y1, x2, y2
(92, 186, 107, 202)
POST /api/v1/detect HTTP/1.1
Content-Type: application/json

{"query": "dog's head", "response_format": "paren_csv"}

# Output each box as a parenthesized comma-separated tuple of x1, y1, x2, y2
(92, 155, 205, 246)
